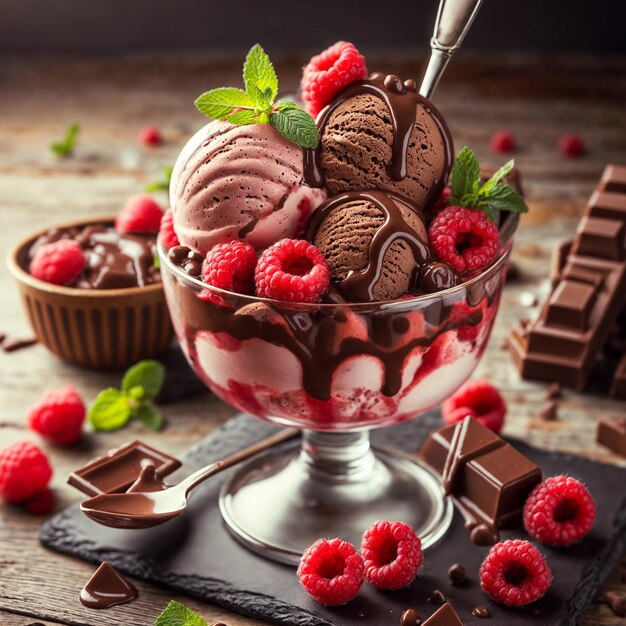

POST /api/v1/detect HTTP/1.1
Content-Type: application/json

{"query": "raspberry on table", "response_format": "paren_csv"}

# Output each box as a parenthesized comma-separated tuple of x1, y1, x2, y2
(202, 241, 257, 295)
(558, 133, 584, 158)
(297, 538, 365, 606)
(138, 125, 162, 146)
(361, 520, 423, 590)
(27, 385, 86, 446)
(0, 441, 53, 503)
(29, 239, 85, 286)
(25, 488, 55, 515)
(428, 206, 501, 275)
(255, 238, 329, 303)
(479, 539, 552, 607)
(301, 41, 368, 118)
(523, 475, 596, 546)
(115, 194, 164, 234)
(160, 208, 179, 251)
(442, 379, 507, 433)
(490, 130, 515, 153)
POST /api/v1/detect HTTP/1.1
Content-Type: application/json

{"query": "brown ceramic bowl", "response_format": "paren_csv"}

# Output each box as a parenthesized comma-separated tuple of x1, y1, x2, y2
(7, 216, 172, 370)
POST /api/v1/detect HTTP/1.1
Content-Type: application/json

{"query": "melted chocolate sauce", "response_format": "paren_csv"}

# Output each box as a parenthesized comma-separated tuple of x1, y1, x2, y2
(79, 562, 137, 609)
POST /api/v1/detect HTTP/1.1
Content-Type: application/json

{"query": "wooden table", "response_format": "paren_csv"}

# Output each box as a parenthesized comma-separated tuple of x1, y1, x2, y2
(0, 52, 625, 626)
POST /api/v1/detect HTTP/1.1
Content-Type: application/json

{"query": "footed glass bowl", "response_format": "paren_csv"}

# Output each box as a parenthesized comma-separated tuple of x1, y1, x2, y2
(158, 216, 516, 564)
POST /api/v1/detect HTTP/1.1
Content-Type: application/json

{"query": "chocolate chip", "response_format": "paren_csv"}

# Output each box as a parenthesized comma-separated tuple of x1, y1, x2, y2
(369, 71, 385, 80)
(169, 245, 191, 263)
(400, 608, 421, 625)
(183, 260, 202, 276)
(447, 563, 466, 585)
(470, 524, 499, 546)
(472, 606, 491, 618)
(605, 591, 626, 617)
(188, 250, 204, 263)
(427, 589, 447, 604)
(3, 338, 38, 353)
(403, 79, 418, 92)
(545, 382, 562, 400)
(539, 400, 559, 421)
(384, 74, 405, 94)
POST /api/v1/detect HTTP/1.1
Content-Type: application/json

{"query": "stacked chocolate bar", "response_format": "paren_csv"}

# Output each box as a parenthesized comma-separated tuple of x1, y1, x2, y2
(509, 164, 626, 396)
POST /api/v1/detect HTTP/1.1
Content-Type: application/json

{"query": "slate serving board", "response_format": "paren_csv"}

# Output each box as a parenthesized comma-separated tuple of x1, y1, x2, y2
(41, 412, 626, 626)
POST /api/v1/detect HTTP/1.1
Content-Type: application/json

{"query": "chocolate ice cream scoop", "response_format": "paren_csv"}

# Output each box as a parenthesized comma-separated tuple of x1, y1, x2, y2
(304, 73, 453, 210)
(307, 190, 458, 301)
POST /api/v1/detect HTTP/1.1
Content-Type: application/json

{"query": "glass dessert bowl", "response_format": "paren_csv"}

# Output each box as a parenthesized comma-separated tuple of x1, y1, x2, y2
(158, 215, 516, 565)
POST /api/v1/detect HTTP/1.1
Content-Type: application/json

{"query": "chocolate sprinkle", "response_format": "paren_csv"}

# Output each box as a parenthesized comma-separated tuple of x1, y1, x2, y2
(447, 563, 467, 585)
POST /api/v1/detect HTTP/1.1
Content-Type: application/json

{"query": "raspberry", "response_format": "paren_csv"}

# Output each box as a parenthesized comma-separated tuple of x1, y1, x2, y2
(361, 520, 423, 590)
(0, 441, 52, 503)
(523, 475, 596, 546)
(25, 488, 55, 515)
(138, 125, 162, 146)
(428, 206, 501, 275)
(297, 538, 365, 606)
(558, 133, 584, 158)
(442, 379, 507, 433)
(490, 130, 515, 153)
(255, 239, 329, 303)
(160, 208, 180, 251)
(27, 385, 86, 446)
(115, 194, 163, 234)
(202, 241, 257, 295)
(29, 239, 85, 286)
(479, 539, 552, 607)
(301, 41, 368, 118)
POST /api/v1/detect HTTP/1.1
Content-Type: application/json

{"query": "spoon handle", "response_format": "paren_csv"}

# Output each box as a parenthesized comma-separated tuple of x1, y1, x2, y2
(180, 428, 299, 495)
(419, 0, 484, 99)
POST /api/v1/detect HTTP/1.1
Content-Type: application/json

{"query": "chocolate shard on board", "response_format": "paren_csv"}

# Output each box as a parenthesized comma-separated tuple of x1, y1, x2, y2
(509, 163, 626, 390)
(79, 561, 138, 609)
(422, 602, 463, 626)
(420, 417, 541, 544)
(596, 416, 626, 458)
(68, 440, 181, 497)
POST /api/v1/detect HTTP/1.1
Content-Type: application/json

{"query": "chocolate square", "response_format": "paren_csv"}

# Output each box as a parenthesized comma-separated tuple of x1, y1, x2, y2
(545, 280, 597, 331)
(599, 164, 626, 195)
(588, 190, 626, 225)
(561, 264, 604, 289)
(596, 417, 626, 458)
(422, 603, 463, 626)
(573, 216, 625, 261)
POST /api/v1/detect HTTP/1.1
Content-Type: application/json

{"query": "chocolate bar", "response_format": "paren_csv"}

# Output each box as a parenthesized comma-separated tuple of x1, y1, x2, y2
(422, 602, 463, 626)
(509, 164, 626, 389)
(596, 416, 626, 458)
(68, 440, 181, 497)
(419, 417, 541, 543)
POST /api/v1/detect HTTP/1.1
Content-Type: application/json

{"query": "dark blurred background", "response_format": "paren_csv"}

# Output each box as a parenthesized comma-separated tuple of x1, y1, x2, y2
(1, 0, 626, 54)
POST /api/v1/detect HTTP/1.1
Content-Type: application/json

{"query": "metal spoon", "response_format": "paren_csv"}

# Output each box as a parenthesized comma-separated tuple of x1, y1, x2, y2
(420, 0, 484, 99)
(80, 428, 298, 529)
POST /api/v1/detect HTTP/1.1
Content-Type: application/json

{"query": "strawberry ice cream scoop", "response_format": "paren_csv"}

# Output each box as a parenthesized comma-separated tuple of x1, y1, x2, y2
(170, 121, 326, 255)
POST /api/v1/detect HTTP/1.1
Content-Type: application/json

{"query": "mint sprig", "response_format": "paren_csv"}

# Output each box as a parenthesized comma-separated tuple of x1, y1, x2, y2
(194, 44, 318, 150)
(155, 600, 207, 626)
(449, 147, 528, 221)
(88, 359, 165, 432)
(146, 165, 173, 192)
(50, 122, 80, 157)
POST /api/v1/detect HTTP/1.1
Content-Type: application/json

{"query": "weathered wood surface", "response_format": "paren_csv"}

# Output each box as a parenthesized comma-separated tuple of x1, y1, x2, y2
(0, 52, 625, 625)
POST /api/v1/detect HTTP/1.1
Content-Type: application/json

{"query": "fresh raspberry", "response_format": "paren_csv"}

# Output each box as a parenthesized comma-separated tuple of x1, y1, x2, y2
(442, 379, 507, 433)
(29, 239, 85, 286)
(479, 539, 552, 607)
(255, 239, 329, 303)
(558, 133, 584, 158)
(523, 475, 596, 546)
(160, 208, 180, 251)
(202, 241, 257, 295)
(297, 538, 365, 606)
(490, 130, 515, 153)
(27, 385, 86, 446)
(0, 441, 52, 503)
(25, 488, 55, 515)
(361, 520, 423, 590)
(115, 194, 163, 234)
(428, 206, 501, 275)
(138, 125, 162, 146)
(301, 41, 368, 118)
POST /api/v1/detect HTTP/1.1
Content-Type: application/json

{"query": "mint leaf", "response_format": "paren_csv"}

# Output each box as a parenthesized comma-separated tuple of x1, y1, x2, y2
(134, 402, 164, 431)
(122, 359, 165, 399)
(50, 122, 80, 157)
(155, 600, 207, 626)
(243, 44, 278, 106)
(480, 159, 514, 197)
(194, 87, 254, 120)
(270, 108, 319, 149)
(450, 146, 481, 200)
(88, 388, 131, 431)
(153, 254, 161, 270)
(146, 166, 173, 193)
(226, 109, 261, 125)
(485, 183, 529, 215)
(275, 99, 300, 112)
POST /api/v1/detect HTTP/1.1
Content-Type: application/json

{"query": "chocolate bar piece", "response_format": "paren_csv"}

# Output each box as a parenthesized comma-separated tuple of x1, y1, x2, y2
(68, 440, 181, 497)
(420, 417, 541, 541)
(596, 417, 626, 458)
(422, 602, 463, 626)
(509, 163, 626, 389)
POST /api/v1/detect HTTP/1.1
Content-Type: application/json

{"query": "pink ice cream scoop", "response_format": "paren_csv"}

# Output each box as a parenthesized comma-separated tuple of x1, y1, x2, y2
(170, 121, 326, 255)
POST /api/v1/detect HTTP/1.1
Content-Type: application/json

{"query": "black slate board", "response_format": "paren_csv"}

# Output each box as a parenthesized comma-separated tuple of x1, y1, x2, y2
(41, 412, 626, 626)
